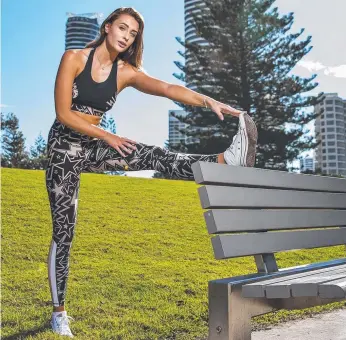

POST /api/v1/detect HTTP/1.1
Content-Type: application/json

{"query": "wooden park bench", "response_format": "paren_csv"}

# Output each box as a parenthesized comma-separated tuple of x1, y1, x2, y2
(191, 161, 346, 340)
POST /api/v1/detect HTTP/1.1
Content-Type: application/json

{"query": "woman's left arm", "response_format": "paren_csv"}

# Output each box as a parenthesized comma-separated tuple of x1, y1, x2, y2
(127, 68, 244, 120)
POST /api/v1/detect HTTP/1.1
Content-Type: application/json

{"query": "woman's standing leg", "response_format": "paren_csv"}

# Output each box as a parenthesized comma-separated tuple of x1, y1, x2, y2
(45, 119, 85, 311)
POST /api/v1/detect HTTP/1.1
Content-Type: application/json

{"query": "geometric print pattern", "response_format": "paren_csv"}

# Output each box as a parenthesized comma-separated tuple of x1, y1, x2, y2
(45, 118, 219, 307)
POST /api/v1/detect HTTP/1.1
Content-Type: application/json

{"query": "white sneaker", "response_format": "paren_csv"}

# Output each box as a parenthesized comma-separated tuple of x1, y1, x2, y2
(223, 111, 258, 167)
(51, 310, 75, 338)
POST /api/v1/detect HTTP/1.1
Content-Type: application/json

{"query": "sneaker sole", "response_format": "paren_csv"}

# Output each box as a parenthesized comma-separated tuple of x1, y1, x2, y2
(239, 113, 258, 167)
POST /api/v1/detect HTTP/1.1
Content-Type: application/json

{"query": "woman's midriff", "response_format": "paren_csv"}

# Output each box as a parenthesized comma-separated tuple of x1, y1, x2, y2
(71, 110, 102, 126)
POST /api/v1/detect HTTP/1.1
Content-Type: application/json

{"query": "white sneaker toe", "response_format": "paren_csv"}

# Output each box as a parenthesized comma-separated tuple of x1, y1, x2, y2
(51, 311, 75, 338)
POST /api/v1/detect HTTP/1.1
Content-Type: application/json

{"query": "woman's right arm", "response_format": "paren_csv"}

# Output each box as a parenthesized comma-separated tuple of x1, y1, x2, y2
(54, 50, 110, 139)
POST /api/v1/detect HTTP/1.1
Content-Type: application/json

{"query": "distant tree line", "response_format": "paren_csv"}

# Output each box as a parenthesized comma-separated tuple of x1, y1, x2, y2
(0, 112, 124, 176)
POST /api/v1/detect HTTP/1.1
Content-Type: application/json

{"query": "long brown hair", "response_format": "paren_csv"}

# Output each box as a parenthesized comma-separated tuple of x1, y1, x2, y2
(85, 7, 145, 70)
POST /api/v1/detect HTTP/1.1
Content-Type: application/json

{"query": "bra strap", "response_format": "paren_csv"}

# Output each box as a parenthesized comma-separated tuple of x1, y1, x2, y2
(85, 47, 96, 72)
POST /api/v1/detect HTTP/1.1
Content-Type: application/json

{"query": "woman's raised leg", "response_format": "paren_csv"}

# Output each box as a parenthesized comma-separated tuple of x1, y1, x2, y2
(83, 137, 224, 178)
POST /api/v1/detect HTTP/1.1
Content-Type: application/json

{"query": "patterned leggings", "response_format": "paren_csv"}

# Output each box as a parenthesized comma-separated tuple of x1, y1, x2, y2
(45, 118, 219, 307)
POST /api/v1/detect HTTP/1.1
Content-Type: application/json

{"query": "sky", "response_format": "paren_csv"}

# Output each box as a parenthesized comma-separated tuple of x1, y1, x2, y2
(2, 0, 346, 178)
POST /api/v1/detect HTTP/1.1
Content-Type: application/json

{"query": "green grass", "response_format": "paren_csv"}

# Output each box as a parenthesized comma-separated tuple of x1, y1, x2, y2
(2, 168, 345, 340)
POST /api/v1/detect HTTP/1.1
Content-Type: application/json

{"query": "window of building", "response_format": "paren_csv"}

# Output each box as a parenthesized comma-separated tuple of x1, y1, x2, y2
(336, 120, 345, 127)
(337, 142, 345, 147)
(326, 106, 334, 112)
(336, 114, 344, 120)
(327, 127, 335, 132)
(328, 155, 336, 160)
(327, 134, 335, 139)
(336, 127, 344, 133)
(326, 100, 333, 104)
(328, 148, 336, 153)
(321, 128, 325, 133)
(326, 113, 334, 118)
(323, 156, 327, 160)
(328, 141, 335, 146)
(326, 121, 334, 125)
(321, 121, 325, 126)
(329, 163, 337, 167)
(338, 162, 346, 168)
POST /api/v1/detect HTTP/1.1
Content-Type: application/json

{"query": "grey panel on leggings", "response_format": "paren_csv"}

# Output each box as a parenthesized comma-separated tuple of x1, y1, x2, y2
(319, 277, 346, 298)
(191, 161, 346, 193)
(198, 185, 346, 209)
(204, 209, 346, 234)
(211, 229, 346, 259)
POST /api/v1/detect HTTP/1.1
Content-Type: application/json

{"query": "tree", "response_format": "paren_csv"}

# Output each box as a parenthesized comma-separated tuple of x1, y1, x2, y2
(171, 0, 324, 171)
(100, 114, 125, 176)
(1, 112, 31, 168)
(30, 132, 48, 170)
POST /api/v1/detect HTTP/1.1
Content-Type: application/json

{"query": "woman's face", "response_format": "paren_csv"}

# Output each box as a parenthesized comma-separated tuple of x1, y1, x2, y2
(105, 14, 139, 52)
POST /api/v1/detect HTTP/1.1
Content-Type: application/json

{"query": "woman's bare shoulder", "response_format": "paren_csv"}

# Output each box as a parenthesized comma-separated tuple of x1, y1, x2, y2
(73, 48, 93, 60)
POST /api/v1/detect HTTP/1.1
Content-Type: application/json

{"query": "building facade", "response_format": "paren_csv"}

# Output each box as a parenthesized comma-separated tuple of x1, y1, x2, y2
(314, 93, 346, 176)
(169, 110, 199, 147)
(300, 156, 315, 172)
(65, 12, 102, 50)
(168, 1, 209, 147)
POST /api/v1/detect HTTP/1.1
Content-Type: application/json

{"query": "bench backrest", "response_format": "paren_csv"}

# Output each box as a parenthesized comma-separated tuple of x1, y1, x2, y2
(191, 161, 346, 273)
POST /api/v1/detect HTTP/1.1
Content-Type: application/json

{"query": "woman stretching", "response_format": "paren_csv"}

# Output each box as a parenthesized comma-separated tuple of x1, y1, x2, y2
(46, 6, 257, 337)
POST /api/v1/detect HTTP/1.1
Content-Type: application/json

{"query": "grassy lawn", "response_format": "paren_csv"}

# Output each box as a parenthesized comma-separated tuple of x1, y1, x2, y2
(2, 168, 345, 340)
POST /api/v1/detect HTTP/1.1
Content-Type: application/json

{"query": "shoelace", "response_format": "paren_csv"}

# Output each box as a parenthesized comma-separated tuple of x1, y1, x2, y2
(227, 129, 240, 152)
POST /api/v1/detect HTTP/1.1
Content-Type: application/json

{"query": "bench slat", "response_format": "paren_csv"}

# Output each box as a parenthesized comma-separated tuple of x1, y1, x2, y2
(266, 267, 346, 298)
(191, 161, 346, 193)
(242, 263, 346, 297)
(204, 209, 346, 233)
(199, 186, 346, 209)
(290, 271, 346, 298)
(319, 277, 346, 298)
(212, 229, 346, 259)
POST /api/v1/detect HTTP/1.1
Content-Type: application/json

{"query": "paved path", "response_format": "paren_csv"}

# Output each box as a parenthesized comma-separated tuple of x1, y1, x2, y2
(253, 308, 346, 340)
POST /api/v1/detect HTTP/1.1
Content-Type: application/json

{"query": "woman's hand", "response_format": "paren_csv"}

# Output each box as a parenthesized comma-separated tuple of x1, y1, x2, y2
(206, 98, 246, 120)
(102, 133, 137, 157)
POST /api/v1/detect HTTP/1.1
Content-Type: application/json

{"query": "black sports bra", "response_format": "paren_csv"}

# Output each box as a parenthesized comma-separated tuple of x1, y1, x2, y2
(71, 47, 118, 117)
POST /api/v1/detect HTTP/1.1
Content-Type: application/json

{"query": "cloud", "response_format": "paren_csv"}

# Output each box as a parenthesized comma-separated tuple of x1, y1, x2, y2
(0, 104, 15, 108)
(297, 60, 326, 72)
(324, 65, 346, 78)
(297, 60, 346, 78)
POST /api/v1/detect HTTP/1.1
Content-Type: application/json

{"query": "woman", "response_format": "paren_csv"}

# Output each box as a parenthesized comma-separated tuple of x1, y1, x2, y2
(47, 7, 257, 337)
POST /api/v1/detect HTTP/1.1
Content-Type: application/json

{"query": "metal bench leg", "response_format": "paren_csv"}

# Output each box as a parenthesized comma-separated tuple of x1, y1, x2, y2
(208, 279, 278, 340)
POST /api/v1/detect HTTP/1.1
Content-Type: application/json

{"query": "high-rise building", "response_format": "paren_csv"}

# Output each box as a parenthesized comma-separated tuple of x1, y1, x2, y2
(300, 156, 315, 172)
(169, 110, 198, 146)
(314, 93, 346, 176)
(185, 0, 208, 91)
(168, 1, 210, 147)
(65, 13, 103, 50)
